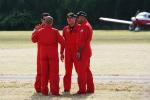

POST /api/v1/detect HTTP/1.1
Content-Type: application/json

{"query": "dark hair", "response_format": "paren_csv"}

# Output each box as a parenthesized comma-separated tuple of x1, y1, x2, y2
(41, 13, 49, 19)
(76, 11, 87, 17)
(67, 12, 77, 18)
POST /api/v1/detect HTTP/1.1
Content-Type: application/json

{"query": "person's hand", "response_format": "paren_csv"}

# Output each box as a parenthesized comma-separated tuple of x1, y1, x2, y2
(35, 24, 41, 30)
(60, 54, 64, 62)
(76, 52, 81, 61)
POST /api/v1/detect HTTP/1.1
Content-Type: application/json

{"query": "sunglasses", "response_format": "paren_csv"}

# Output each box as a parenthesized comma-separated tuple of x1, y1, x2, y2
(41, 18, 46, 21)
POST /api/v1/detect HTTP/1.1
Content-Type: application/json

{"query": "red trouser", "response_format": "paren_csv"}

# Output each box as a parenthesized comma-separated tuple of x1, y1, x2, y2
(77, 56, 94, 93)
(40, 47, 59, 95)
(63, 47, 78, 91)
(34, 44, 41, 92)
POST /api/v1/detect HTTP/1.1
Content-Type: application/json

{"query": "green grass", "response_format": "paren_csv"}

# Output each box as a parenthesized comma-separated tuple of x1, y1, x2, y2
(0, 31, 150, 75)
(93, 30, 150, 43)
(0, 30, 150, 48)
(0, 31, 31, 41)
(0, 31, 33, 48)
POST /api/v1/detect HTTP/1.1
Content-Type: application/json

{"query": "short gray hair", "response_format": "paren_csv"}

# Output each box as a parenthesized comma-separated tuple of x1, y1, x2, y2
(45, 16, 53, 24)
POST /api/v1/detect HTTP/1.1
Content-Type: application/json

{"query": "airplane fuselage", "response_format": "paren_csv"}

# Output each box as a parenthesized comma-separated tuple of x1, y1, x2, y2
(132, 12, 150, 26)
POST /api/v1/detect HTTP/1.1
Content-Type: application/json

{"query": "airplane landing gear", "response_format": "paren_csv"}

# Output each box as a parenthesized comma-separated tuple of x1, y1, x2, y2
(135, 26, 141, 31)
(129, 24, 140, 31)
(129, 24, 135, 31)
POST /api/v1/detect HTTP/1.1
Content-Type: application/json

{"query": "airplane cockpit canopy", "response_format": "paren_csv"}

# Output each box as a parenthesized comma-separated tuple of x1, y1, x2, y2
(136, 12, 150, 19)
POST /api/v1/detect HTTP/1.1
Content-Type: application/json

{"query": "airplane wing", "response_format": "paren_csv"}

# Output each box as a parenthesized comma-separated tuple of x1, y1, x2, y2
(99, 17, 132, 25)
(146, 23, 150, 25)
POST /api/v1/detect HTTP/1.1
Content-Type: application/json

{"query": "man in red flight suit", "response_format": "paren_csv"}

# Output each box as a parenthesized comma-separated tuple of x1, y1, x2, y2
(34, 13, 49, 93)
(76, 11, 95, 94)
(32, 16, 65, 96)
(61, 12, 80, 93)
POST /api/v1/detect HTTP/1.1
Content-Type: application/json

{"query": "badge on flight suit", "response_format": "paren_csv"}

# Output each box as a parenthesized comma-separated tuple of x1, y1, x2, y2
(67, 28, 70, 32)
(80, 29, 84, 32)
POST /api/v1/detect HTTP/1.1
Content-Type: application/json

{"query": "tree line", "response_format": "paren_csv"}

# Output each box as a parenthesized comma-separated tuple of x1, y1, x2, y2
(0, 0, 150, 30)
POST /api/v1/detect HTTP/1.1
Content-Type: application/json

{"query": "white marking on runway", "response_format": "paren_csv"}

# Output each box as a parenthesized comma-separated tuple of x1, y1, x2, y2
(0, 75, 150, 83)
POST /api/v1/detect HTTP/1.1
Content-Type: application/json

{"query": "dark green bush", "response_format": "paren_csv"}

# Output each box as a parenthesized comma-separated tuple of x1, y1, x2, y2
(0, 10, 35, 30)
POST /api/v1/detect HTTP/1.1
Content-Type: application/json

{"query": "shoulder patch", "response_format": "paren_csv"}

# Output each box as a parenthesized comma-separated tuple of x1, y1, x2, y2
(80, 29, 84, 32)
(67, 28, 70, 32)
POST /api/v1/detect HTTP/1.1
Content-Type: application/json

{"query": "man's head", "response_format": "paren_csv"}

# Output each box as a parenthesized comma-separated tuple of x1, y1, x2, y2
(41, 13, 49, 24)
(66, 12, 77, 27)
(43, 16, 53, 25)
(76, 11, 87, 24)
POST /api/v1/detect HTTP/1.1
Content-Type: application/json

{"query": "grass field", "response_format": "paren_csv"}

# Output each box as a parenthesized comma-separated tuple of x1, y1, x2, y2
(0, 30, 150, 100)
(0, 30, 150, 46)
(0, 30, 150, 75)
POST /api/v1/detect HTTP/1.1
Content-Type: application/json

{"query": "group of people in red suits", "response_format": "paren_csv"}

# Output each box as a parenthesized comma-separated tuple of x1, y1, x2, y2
(31, 11, 94, 96)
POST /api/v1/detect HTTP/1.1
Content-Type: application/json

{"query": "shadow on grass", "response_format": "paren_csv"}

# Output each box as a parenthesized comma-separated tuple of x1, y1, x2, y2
(31, 92, 93, 100)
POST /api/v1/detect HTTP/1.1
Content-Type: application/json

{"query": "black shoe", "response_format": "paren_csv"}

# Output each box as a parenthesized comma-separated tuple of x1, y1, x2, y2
(73, 93, 80, 96)
(86, 91, 94, 94)
(73, 91, 86, 96)
(64, 90, 70, 92)
(35, 89, 41, 93)
(52, 93, 62, 96)
(42, 93, 48, 96)
(36, 91, 41, 93)
(63, 90, 70, 95)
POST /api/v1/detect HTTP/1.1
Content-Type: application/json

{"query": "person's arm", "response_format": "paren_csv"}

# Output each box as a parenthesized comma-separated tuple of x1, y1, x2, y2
(77, 27, 87, 54)
(86, 25, 93, 44)
(76, 27, 85, 61)
(31, 28, 43, 43)
(79, 26, 92, 51)
(31, 24, 41, 43)
(61, 29, 66, 55)
(34, 24, 41, 30)
(77, 26, 92, 61)
(57, 30, 65, 62)
(31, 31, 38, 43)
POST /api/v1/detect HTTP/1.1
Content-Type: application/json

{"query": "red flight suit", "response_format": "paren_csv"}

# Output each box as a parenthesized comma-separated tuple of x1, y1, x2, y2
(77, 20, 94, 94)
(32, 24, 65, 95)
(63, 24, 80, 91)
(33, 24, 44, 92)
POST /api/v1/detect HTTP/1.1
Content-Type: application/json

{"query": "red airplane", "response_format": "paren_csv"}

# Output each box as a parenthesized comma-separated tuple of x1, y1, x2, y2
(99, 12, 150, 31)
